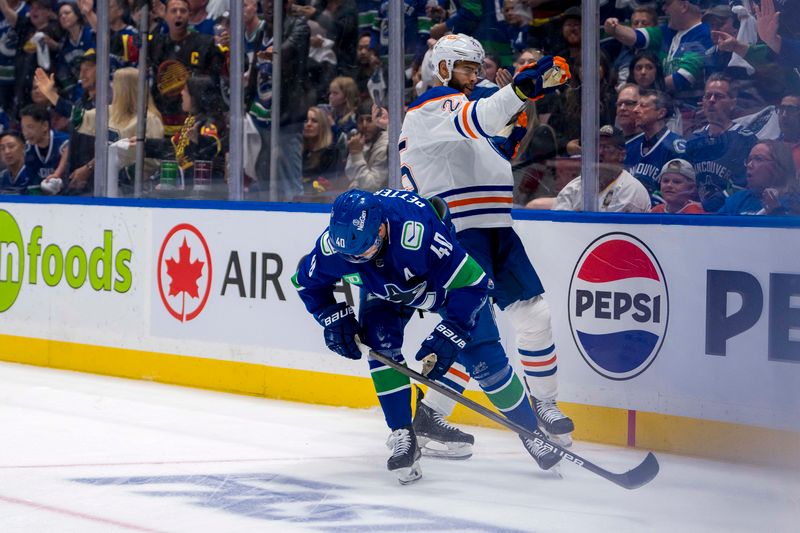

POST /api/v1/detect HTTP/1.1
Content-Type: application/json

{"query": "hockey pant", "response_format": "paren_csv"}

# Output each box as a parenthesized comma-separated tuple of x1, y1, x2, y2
(423, 227, 559, 419)
(359, 290, 538, 434)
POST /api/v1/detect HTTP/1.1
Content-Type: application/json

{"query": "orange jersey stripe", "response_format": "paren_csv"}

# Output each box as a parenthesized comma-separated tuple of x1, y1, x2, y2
(407, 94, 461, 112)
(460, 102, 478, 139)
(448, 196, 513, 208)
(521, 355, 557, 367)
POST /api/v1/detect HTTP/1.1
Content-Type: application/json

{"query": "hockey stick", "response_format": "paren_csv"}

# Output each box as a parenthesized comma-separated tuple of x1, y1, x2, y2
(366, 349, 659, 490)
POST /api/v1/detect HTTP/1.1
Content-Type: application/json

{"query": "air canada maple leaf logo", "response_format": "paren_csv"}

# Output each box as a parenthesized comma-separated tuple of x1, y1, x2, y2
(157, 224, 213, 322)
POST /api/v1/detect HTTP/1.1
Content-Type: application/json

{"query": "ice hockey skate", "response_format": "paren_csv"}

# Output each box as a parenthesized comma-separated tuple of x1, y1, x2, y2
(413, 387, 475, 460)
(520, 433, 562, 471)
(386, 425, 422, 485)
(531, 395, 574, 447)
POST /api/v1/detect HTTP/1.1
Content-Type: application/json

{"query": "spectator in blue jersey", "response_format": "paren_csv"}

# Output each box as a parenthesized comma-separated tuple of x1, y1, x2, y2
(79, 0, 140, 71)
(684, 73, 757, 212)
(327, 75, 358, 146)
(55, 2, 95, 99)
(20, 103, 69, 188)
(626, 89, 686, 204)
(0, 131, 35, 194)
(719, 140, 800, 216)
(0, 0, 30, 112)
(187, 0, 214, 35)
(501, 0, 530, 55)
(605, 0, 712, 115)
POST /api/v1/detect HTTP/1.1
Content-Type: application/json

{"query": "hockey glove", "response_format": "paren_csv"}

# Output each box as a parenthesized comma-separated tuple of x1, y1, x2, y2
(415, 320, 470, 381)
(314, 302, 362, 360)
(512, 56, 571, 101)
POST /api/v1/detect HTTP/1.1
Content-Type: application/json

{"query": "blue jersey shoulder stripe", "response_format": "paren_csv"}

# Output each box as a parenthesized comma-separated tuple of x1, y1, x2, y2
(450, 207, 512, 219)
(407, 86, 461, 110)
(470, 101, 489, 138)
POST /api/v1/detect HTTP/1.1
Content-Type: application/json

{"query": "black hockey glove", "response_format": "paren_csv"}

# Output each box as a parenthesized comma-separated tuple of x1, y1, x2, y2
(512, 55, 571, 101)
(415, 320, 470, 381)
(315, 302, 362, 360)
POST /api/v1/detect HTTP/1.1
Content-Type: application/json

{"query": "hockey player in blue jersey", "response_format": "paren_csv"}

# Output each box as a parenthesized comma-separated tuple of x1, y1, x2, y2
(292, 189, 562, 484)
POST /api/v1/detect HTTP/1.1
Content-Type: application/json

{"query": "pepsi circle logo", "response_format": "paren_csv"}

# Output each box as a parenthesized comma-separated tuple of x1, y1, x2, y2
(157, 223, 213, 322)
(568, 233, 669, 380)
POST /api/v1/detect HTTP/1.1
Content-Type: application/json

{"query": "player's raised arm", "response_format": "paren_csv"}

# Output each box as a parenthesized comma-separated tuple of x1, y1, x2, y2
(403, 34, 570, 147)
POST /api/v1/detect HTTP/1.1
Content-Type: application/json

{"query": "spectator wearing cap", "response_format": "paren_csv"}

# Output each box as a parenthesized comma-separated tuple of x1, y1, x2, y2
(719, 140, 800, 215)
(553, 125, 651, 213)
(55, 1, 96, 98)
(32, 49, 96, 131)
(651, 158, 704, 214)
(605, 0, 712, 111)
(0, 0, 31, 112)
(555, 7, 581, 77)
(625, 89, 686, 204)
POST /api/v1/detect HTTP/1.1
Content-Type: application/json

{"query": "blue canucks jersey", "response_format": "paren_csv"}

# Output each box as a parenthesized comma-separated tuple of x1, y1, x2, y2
(684, 123, 757, 211)
(625, 128, 686, 202)
(0, 164, 35, 194)
(25, 131, 69, 182)
(293, 189, 490, 332)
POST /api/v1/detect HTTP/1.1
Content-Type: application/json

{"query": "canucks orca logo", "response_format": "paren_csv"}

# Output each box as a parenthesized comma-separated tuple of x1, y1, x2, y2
(568, 233, 669, 381)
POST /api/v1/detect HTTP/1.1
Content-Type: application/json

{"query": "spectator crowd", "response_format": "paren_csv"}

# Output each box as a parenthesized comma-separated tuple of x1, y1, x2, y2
(0, 0, 796, 216)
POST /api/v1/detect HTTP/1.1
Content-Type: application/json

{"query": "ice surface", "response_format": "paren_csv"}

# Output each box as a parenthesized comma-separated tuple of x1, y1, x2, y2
(0, 362, 796, 532)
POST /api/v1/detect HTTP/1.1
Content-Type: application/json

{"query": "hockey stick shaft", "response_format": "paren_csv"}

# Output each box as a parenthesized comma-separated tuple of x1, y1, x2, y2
(367, 349, 659, 490)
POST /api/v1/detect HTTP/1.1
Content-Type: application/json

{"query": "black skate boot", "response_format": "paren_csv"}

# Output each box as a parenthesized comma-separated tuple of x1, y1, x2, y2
(386, 425, 422, 485)
(412, 387, 474, 460)
(531, 395, 574, 447)
(520, 433, 562, 471)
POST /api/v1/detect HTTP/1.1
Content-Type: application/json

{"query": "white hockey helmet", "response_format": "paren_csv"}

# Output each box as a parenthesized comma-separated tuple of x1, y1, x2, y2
(430, 33, 485, 85)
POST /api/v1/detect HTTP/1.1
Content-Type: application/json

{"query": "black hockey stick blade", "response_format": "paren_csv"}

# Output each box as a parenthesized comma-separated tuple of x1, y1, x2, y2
(366, 348, 659, 489)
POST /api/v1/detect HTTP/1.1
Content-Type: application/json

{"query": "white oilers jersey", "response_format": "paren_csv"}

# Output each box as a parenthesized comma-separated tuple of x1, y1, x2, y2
(399, 84, 525, 232)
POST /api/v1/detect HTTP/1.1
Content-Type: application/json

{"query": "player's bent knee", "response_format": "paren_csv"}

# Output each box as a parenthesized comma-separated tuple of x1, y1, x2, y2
(507, 295, 553, 348)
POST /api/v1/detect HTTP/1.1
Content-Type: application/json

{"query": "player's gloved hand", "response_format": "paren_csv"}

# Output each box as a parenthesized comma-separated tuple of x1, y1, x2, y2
(314, 302, 362, 360)
(415, 320, 470, 381)
(512, 56, 571, 101)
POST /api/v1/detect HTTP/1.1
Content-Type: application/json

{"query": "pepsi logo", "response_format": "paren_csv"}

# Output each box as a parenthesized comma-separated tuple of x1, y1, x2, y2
(568, 233, 669, 380)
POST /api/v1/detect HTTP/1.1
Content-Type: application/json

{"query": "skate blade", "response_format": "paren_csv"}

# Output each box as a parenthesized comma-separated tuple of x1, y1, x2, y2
(418, 437, 473, 460)
(395, 461, 423, 485)
(539, 429, 573, 448)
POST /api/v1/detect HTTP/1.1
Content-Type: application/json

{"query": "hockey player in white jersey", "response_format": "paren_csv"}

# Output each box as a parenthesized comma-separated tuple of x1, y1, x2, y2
(401, 34, 576, 457)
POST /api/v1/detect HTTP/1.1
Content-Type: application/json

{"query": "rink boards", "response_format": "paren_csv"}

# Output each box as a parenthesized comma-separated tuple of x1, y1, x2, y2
(0, 197, 798, 466)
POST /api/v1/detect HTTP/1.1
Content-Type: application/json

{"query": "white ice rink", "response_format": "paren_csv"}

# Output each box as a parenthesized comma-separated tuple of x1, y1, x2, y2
(0, 361, 797, 533)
